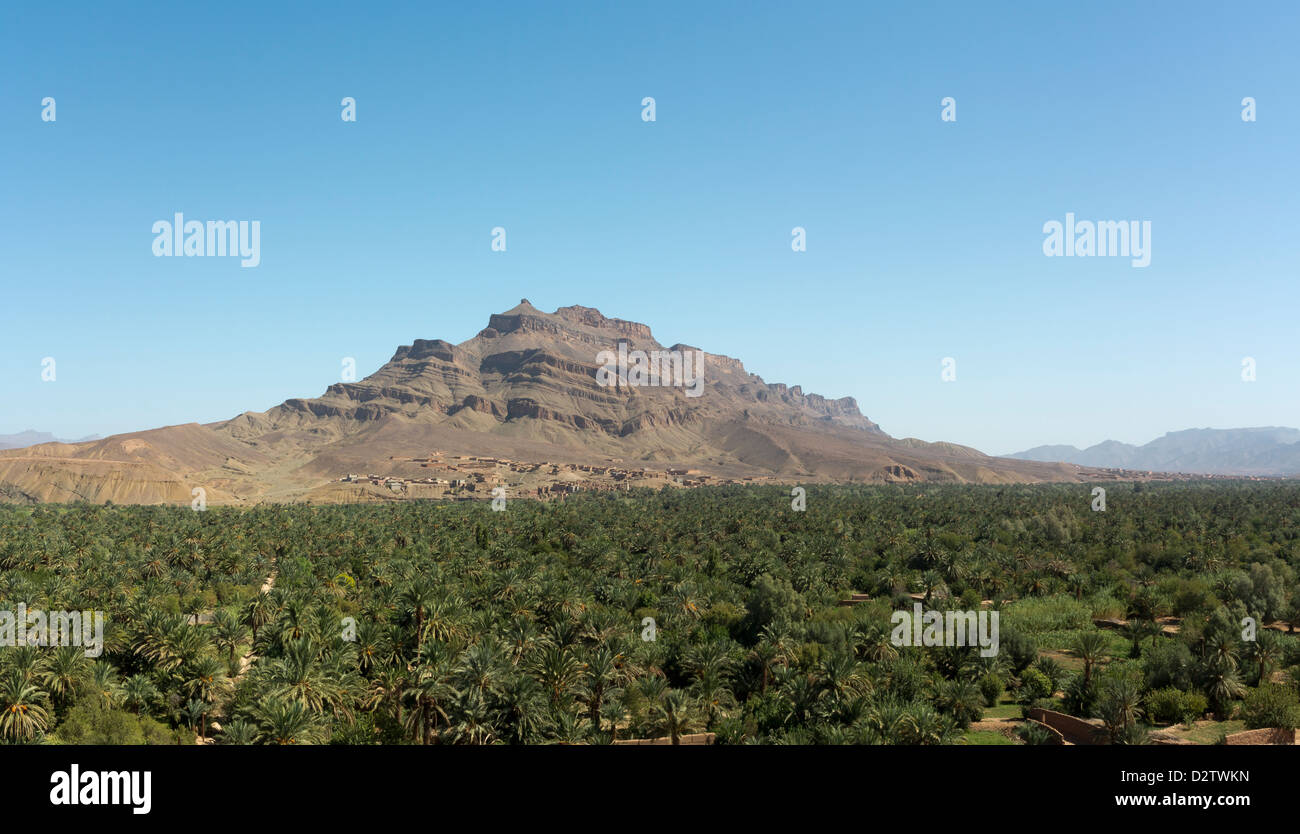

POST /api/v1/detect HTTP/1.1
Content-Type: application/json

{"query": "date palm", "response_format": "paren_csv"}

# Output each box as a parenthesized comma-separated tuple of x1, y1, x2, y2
(405, 657, 457, 744)
(579, 645, 623, 730)
(1249, 630, 1283, 685)
(689, 668, 736, 727)
(218, 718, 258, 745)
(41, 645, 89, 708)
(87, 661, 122, 708)
(212, 609, 249, 667)
(264, 637, 350, 718)
(531, 643, 584, 707)
(253, 697, 325, 745)
(122, 674, 159, 715)
(243, 592, 275, 644)
(0, 669, 50, 742)
(495, 674, 546, 743)
(652, 689, 699, 745)
(1202, 661, 1247, 719)
(1070, 631, 1109, 686)
(3, 645, 42, 684)
(819, 651, 868, 704)
(400, 580, 437, 647)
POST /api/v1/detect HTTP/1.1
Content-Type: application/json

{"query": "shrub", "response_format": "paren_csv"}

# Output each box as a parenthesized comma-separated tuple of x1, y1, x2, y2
(1016, 722, 1055, 745)
(54, 701, 182, 745)
(1020, 697, 1055, 719)
(1001, 629, 1039, 675)
(1241, 683, 1300, 731)
(1062, 673, 1097, 716)
(1018, 668, 1053, 702)
(1034, 656, 1065, 692)
(1145, 687, 1206, 725)
(978, 671, 1004, 707)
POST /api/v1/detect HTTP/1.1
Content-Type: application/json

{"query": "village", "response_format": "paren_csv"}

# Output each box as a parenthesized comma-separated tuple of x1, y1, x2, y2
(336, 451, 780, 501)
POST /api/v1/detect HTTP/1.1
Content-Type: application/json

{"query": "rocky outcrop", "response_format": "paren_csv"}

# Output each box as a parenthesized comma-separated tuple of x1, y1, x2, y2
(0, 300, 1109, 505)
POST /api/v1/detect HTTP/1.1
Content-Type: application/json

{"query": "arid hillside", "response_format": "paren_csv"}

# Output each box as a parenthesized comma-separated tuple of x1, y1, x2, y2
(0, 300, 1103, 505)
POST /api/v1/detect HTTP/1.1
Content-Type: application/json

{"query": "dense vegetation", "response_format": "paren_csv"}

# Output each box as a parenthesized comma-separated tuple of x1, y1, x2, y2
(2, 481, 1299, 745)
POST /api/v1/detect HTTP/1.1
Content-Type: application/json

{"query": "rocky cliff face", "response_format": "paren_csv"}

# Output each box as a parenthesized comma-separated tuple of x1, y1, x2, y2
(222, 299, 884, 445)
(0, 300, 1098, 505)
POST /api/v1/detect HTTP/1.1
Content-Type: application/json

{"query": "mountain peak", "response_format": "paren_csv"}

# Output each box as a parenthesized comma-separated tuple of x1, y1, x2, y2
(502, 298, 538, 315)
(0, 301, 1107, 506)
(484, 301, 655, 342)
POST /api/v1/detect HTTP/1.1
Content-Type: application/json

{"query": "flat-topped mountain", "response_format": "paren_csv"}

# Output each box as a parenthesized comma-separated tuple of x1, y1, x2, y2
(1, 300, 1098, 505)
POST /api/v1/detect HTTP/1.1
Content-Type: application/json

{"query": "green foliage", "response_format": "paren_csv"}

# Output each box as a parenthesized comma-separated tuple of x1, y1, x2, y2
(54, 700, 182, 745)
(978, 671, 1004, 707)
(1145, 687, 1207, 725)
(1016, 721, 1056, 745)
(1018, 668, 1053, 702)
(1, 481, 1298, 745)
(1240, 684, 1300, 731)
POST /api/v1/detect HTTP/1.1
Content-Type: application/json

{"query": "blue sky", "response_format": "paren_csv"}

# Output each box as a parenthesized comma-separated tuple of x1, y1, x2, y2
(1, 1, 1297, 454)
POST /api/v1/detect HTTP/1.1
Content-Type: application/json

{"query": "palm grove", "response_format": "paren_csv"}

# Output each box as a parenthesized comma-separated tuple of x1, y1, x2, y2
(1, 481, 1298, 745)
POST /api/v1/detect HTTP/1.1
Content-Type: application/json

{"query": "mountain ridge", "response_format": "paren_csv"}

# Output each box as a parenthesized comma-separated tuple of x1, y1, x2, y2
(0, 430, 102, 450)
(1007, 427, 1300, 475)
(1, 300, 1108, 505)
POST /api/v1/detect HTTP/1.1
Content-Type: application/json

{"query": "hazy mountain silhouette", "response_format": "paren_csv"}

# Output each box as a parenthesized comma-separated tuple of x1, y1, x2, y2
(1007, 427, 1300, 475)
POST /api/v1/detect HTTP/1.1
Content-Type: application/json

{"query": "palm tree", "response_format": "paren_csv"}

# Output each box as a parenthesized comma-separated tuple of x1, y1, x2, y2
(1071, 631, 1109, 686)
(579, 646, 623, 731)
(1202, 661, 1247, 719)
(3, 646, 42, 684)
(818, 651, 868, 704)
(1096, 673, 1145, 744)
(400, 580, 438, 648)
(907, 703, 960, 745)
(0, 669, 51, 742)
(182, 656, 232, 739)
(689, 669, 736, 728)
(218, 719, 258, 745)
(212, 609, 249, 667)
(41, 645, 89, 708)
(853, 622, 899, 663)
(405, 658, 457, 744)
(252, 697, 325, 745)
(122, 674, 159, 715)
(497, 674, 546, 744)
(600, 696, 628, 743)
(360, 667, 409, 728)
(861, 698, 910, 744)
(263, 638, 351, 719)
(653, 689, 699, 745)
(531, 644, 584, 707)
(243, 592, 274, 644)
(937, 678, 984, 729)
(86, 661, 122, 708)
(1249, 630, 1283, 685)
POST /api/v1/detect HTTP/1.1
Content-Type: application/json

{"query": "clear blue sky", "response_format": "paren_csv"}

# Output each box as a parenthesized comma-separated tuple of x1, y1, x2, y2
(2, 1, 1297, 455)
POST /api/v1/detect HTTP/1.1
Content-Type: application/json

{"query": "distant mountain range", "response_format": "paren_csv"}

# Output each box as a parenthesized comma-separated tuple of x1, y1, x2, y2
(1006, 427, 1300, 476)
(0, 430, 101, 450)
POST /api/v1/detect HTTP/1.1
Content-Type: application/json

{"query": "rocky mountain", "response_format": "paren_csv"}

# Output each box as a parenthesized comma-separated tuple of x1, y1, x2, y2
(1007, 427, 1300, 476)
(0, 300, 1099, 505)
